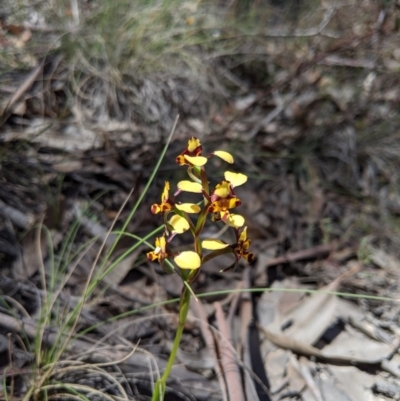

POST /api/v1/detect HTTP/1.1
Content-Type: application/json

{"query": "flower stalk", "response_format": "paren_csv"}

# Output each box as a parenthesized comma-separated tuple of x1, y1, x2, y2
(147, 137, 254, 401)
(151, 286, 191, 401)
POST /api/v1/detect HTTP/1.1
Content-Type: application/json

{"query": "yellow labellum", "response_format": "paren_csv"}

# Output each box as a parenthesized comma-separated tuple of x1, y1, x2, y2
(174, 251, 201, 269)
(176, 203, 201, 213)
(213, 181, 231, 198)
(225, 214, 245, 228)
(184, 155, 208, 166)
(169, 215, 190, 234)
(214, 150, 234, 164)
(224, 171, 248, 187)
(177, 180, 203, 193)
(202, 239, 229, 250)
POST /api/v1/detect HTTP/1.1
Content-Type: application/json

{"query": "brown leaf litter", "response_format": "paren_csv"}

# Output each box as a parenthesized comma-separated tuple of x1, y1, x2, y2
(1, 1, 400, 400)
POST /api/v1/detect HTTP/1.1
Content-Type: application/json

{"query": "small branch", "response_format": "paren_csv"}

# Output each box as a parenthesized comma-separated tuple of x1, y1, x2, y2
(192, 301, 229, 401)
(239, 268, 270, 400)
(1, 63, 43, 121)
(214, 302, 245, 401)
(266, 244, 332, 267)
(319, 55, 375, 69)
(0, 200, 34, 230)
(248, 92, 296, 139)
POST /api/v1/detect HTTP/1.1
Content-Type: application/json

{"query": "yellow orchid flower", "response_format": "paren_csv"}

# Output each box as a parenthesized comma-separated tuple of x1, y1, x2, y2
(174, 251, 201, 269)
(207, 179, 242, 222)
(208, 197, 241, 221)
(151, 181, 174, 214)
(176, 137, 203, 166)
(234, 227, 254, 262)
(147, 236, 169, 263)
(207, 172, 247, 224)
(176, 136, 235, 167)
(210, 178, 245, 202)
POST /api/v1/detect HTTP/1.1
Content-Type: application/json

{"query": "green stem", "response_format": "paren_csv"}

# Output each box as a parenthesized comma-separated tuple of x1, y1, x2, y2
(151, 286, 191, 401)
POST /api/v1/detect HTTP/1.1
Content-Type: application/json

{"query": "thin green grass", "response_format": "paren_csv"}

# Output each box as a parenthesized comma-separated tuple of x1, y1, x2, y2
(76, 285, 400, 342)
(13, 117, 177, 401)
(8, 208, 398, 401)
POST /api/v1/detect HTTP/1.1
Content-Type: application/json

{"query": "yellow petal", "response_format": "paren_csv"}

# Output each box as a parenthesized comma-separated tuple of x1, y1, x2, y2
(213, 181, 231, 198)
(174, 251, 201, 269)
(188, 137, 201, 152)
(202, 239, 229, 250)
(151, 204, 161, 214)
(161, 181, 170, 202)
(169, 215, 190, 234)
(154, 236, 167, 254)
(238, 226, 248, 243)
(176, 203, 201, 213)
(225, 214, 245, 228)
(177, 180, 203, 193)
(176, 155, 187, 166)
(224, 171, 248, 187)
(184, 155, 208, 166)
(214, 150, 234, 164)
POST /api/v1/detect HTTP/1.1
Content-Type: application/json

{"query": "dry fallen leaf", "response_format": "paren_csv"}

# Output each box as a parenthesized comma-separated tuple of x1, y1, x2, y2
(329, 366, 377, 401)
(260, 264, 360, 346)
(321, 326, 397, 364)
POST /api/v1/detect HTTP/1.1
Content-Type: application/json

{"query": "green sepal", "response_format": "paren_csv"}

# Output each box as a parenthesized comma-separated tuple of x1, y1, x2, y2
(195, 209, 208, 236)
(220, 259, 238, 272)
(163, 212, 171, 234)
(187, 167, 201, 183)
(165, 221, 175, 236)
(200, 168, 209, 197)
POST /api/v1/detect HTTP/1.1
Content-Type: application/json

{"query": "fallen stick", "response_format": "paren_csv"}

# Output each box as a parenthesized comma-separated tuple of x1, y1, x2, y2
(2, 64, 43, 119)
(192, 300, 228, 401)
(266, 244, 332, 267)
(214, 302, 245, 401)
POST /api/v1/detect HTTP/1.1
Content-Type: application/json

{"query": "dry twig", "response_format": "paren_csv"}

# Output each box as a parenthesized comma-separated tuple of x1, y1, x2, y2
(214, 302, 245, 401)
